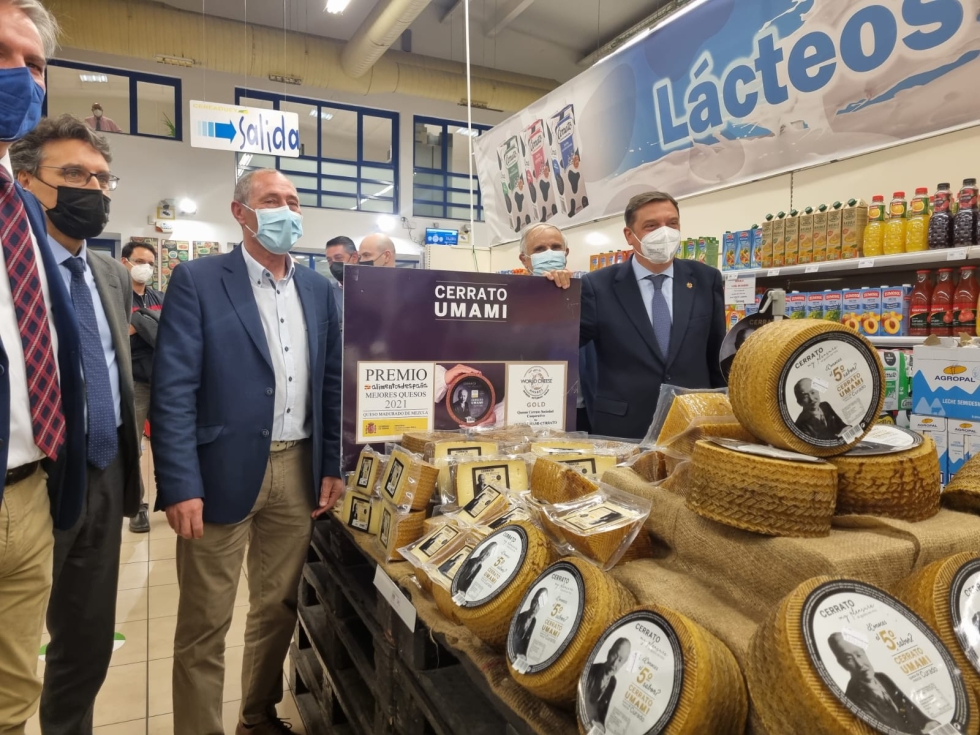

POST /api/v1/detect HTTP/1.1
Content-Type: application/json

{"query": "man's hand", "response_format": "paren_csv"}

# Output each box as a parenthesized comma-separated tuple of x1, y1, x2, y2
(313, 477, 345, 519)
(444, 364, 482, 385)
(128, 323, 137, 335)
(544, 269, 573, 289)
(165, 498, 204, 539)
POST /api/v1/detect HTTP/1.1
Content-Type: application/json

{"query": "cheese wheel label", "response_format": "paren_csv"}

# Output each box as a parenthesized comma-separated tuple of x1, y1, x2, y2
(382, 456, 406, 501)
(845, 425, 923, 457)
(379, 505, 394, 547)
(452, 526, 528, 608)
(803, 579, 970, 734)
(431, 543, 477, 588)
(577, 611, 683, 735)
(779, 333, 882, 449)
(948, 558, 980, 678)
(507, 562, 584, 675)
(488, 507, 530, 530)
(347, 496, 372, 531)
(353, 454, 377, 490)
(708, 437, 825, 463)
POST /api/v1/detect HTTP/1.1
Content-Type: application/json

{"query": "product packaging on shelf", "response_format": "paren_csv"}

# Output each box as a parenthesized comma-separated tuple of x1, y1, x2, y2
(881, 285, 911, 336)
(750, 227, 763, 269)
(783, 210, 800, 266)
(822, 290, 842, 323)
(723, 232, 737, 270)
(760, 216, 774, 268)
(912, 340, 980, 422)
(910, 414, 948, 485)
(812, 205, 829, 262)
(745, 295, 761, 316)
(736, 230, 752, 269)
(859, 287, 882, 336)
(785, 292, 807, 319)
(771, 213, 786, 267)
(685, 239, 697, 260)
(841, 198, 868, 259)
(841, 289, 862, 331)
(805, 291, 824, 319)
(949, 419, 980, 479)
(826, 202, 843, 261)
(798, 208, 814, 264)
(879, 350, 911, 412)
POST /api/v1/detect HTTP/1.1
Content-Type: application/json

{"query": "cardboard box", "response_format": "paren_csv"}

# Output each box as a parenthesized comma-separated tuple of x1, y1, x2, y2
(784, 213, 800, 266)
(813, 207, 829, 262)
(842, 199, 868, 260)
(879, 350, 911, 412)
(798, 211, 814, 264)
(806, 291, 824, 319)
(949, 419, 980, 479)
(722, 232, 737, 271)
(860, 287, 883, 336)
(736, 230, 752, 270)
(823, 290, 843, 323)
(771, 216, 786, 268)
(760, 218, 774, 268)
(786, 292, 808, 319)
(826, 204, 843, 261)
(881, 286, 911, 337)
(842, 289, 862, 330)
(911, 414, 948, 486)
(912, 341, 980, 422)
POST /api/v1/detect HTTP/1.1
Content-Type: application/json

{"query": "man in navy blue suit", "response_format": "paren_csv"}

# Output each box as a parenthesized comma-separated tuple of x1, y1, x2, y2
(0, 1, 85, 729)
(547, 191, 726, 439)
(151, 168, 343, 735)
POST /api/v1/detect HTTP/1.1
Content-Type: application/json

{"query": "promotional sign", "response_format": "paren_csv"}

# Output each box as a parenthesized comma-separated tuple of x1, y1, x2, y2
(189, 100, 300, 157)
(474, 0, 980, 243)
(342, 268, 581, 470)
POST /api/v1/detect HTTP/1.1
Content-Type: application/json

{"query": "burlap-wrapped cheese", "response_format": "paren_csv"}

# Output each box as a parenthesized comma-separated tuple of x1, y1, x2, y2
(944, 453, 980, 513)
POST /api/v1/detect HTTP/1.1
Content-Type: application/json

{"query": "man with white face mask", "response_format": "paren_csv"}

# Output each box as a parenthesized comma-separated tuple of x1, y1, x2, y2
(550, 191, 725, 439)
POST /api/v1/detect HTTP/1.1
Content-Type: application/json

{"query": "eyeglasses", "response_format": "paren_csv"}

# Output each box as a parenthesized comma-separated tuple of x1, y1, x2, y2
(38, 166, 120, 191)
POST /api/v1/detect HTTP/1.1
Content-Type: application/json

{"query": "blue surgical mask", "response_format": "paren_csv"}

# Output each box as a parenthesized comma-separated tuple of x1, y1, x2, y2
(245, 204, 303, 255)
(0, 67, 45, 142)
(529, 250, 566, 275)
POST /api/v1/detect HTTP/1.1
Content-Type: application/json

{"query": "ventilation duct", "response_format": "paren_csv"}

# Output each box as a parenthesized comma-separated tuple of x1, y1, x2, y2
(341, 0, 432, 79)
(47, 0, 557, 112)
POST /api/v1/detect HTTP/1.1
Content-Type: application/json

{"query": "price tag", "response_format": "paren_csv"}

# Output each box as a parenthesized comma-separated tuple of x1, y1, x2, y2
(373, 566, 417, 632)
(767, 268, 780, 277)
(725, 270, 740, 280)
(724, 275, 756, 306)
(859, 259, 875, 269)
(948, 249, 968, 261)
(805, 265, 819, 274)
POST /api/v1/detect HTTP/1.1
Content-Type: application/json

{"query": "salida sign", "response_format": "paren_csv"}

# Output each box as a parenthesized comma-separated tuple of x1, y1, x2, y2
(189, 100, 300, 158)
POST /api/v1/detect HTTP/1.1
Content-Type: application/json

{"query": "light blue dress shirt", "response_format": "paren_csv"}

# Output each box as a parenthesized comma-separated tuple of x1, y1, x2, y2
(49, 237, 123, 427)
(631, 256, 674, 323)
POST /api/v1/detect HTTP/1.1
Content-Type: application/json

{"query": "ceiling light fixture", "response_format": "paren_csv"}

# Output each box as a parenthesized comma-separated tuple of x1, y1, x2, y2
(309, 110, 334, 120)
(79, 73, 108, 83)
(155, 54, 195, 67)
(178, 198, 198, 215)
(325, 0, 352, 14)
(586, 232, 610, 246)
(376, 215, 396, 232)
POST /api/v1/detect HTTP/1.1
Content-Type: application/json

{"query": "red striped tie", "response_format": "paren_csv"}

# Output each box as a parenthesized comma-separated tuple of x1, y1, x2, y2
(0, 168, 66, 460)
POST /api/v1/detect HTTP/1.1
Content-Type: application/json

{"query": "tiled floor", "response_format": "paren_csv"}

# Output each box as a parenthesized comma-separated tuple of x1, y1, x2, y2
(25, 444, 307, 734)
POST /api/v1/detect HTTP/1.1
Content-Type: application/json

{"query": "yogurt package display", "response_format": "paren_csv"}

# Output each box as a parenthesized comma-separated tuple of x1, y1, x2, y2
(546, 105, 589, 219)
(522, 119, 560, 223)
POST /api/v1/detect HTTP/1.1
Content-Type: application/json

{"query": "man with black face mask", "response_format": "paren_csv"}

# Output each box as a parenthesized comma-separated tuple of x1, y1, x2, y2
(325, 234, 356, 327)
(12, 113, 141, 734)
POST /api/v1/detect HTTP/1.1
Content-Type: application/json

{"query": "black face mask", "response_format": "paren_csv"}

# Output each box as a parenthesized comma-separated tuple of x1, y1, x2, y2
(41, 183, 110, 240)
(329, 261, 345, 283)
(359, 259, 375, 267)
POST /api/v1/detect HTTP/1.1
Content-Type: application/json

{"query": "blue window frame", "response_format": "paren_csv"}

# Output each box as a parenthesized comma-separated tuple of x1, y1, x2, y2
(44, 60, 182, 140)
(235, 88, 398, 214)
(413, 116, 489, 222)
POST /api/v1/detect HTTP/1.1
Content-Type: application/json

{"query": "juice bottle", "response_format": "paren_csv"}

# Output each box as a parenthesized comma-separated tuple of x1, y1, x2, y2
(954, 178, 978, 247)
(905, 187, 930, 252)
(928, 183, 954, 249)
(908, 269, 934, 336)
(929, 267, 955, 337)
(863, 195, 885, 256)
(954, 266, 979, 336)
(883, 191, 908, 254)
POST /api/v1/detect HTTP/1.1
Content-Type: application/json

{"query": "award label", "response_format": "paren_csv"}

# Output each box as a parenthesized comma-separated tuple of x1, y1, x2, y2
(356, 361, 435, 443)
(802, 579, 970, 734)
(447, 374, 496, 425)
(451, 526, 528, 608)
(507, 562, 584, 674)
(949, 558, 980, 678)
(778, 333, 882, 450)
(506, 362, 568, 429)
(577, 610, 683, 735)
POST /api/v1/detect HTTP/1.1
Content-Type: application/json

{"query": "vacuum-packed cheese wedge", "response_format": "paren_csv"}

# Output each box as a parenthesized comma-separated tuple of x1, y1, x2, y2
(748, 576, 978, 735)
(450, 521, 555, 649)
(401, 430, 463, 456)
(577, 605, 747, 735)
(729, 320, 884, 457)
(378, 447, 439, 511)
(530, 457, 600, 505)
(543, 493, 650, 569)
(376, 501, 426, 562)
(457, 482, 512, 525)
(400, 520, 464, 569)
(507, 558, 636, 706)
(944, 453, 980, 513)
(531, 440, 596, 455)
(687, 439, 838, 537)
(429, 541, 478, 625)
(656, 392, 735, 446)
(348, 449, 383, 494)
(430, 440, 501, 500)
(454, 457, 529, 508)
(339, 490, 380, 535)
(415, 530, 473, 595)
(894, 553, 980, 701)
(629, 450, 668, 483)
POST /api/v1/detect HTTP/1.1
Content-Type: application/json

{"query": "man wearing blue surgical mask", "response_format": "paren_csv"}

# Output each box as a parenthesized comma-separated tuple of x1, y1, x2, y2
(151, 168, 343, 734)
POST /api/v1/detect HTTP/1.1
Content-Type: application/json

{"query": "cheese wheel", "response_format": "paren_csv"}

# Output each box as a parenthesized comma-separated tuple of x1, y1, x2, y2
(507, 558, 636, 706)
(663, 420, 757, 460)
(531, 457, 600, 505)
(748, 576, 977, 735)
(686, 440, 838, 537)
(454, 457, 529, 508)
(830, 436, 941, 521)
(656, 392, 735, 445)
(729, 320, 884, 457)
(577, 605, 747, 735)
(376, 501, 426, 562)
(378, 447, 439, 511)
(944, 453, 980, 513)
(894, 553, 980, 701)
(450, 521, 556, 649)
(339, 491, 377, 534)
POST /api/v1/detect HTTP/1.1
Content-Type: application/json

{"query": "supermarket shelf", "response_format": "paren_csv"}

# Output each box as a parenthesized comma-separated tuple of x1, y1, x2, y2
(867, 336, 928, 348)
(724, 246, 980, 281)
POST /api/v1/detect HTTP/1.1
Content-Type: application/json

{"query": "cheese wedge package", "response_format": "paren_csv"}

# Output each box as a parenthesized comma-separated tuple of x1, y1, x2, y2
(347, 447, 386, 496)
(377, 445, 440, 512)
(540, 484, 652, 571)
(375, 500, 427, 562)
(398, 518, 465, 572)
(642, 385, 732, 448)
(450, 454, 531, 510)
(338, 489, 382, 535)
(430, 440, 502, 504)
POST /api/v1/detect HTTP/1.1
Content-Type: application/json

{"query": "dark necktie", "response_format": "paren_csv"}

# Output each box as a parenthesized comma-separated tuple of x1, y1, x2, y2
(647, 274, 671, 357)
(95, 117, 102, 131)
(62, 256, 117, 468)
(0, 168, 65, 459)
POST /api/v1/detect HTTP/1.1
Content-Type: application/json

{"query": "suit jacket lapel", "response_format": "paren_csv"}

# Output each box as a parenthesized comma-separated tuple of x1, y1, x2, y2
(222, 250, 273, 369)
(667, 259, 694, 369)
(295, 269, 319, 374)
(88, 253, 126, 356)
(613, 262, 664, 363)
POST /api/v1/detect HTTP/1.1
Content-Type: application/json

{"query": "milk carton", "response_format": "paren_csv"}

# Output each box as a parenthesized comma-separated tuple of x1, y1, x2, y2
(910, 414, 948, 486)
(813, 205, 829, 262)
(783, 211, 800, 266)
(860, 287, 883, 336)
(760, 216, 774, 268)
(750, 226, 763, 269)
(771, 213, 786, 267)
(826, 202, 844, 261)
(823, 290, 843, 323)
(842, 289, 862, 330)
(521, 119, 559, 222)
(842, 198, 868, 260)
(911, 341, 980, 422)
(736, 230, 752, 270)
(806, 291, 824, 319)
(722, 232, 737, 271)
(879, 350, 910, 412)
(881, 286, 911, 336)
(546, 105, 588, 217)
(786, 292, 808, 319)
(949, 419, 980, 479)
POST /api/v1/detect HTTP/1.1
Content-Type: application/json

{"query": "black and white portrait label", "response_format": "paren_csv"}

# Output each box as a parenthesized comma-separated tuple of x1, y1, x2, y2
(507, 562, 584, 675)
(451, 526, 528, 608)
(803, 579, 970, 735)
(949, 558, 980, 679)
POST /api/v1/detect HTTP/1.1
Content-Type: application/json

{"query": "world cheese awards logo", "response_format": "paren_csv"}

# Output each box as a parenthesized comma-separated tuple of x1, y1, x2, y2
(521, 366, 552, 399)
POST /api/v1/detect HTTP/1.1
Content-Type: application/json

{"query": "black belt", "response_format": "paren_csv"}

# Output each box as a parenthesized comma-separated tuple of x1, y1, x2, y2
(6, 460, 40, 486)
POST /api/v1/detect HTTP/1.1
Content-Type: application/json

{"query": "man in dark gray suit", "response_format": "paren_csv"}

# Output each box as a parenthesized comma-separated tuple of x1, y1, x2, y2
(12, 114, 140, 734)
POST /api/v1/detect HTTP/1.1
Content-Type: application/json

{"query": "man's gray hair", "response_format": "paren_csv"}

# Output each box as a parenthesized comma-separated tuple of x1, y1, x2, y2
(7, 0, 59, 59)
(10, 114, 112, 176)
(519, 223, 567, 255)
(234, 168, 282, 205)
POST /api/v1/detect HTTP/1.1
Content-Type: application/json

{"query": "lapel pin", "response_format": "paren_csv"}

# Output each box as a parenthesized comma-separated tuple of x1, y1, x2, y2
(686, 282, 693, 289)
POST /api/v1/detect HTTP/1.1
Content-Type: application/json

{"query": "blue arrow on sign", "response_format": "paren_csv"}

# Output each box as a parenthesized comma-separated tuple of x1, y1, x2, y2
(214, 121, 236, 142)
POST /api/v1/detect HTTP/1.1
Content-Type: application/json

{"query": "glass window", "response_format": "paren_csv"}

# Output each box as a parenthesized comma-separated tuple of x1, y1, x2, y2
(361, 199, 394, 214)
(321, 162, 357, 178)
(413, 117, 488, 221)
(239, 96, 274, 109)
(322, 179, 358, 195)
(414, 187, 444, 203)
(320, 108, 357, 161)
(281, 100, 319, 159)
(136, 81, 176, 137)
(363, 115, 392, 163)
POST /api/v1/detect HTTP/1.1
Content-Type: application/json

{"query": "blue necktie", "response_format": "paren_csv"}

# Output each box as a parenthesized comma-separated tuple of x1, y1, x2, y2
(63, 256, 118, 469)
(648, 274, 671, 357)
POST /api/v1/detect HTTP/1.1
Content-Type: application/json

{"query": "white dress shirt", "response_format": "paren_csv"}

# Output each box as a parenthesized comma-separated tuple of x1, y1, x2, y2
(242, 245, 311, 441)
(49, 237, 123, 428)
(0, 152, 60, 468)
(631, 256, 675, 323)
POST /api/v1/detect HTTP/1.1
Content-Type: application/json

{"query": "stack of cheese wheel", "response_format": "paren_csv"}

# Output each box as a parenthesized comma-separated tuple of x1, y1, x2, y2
(830, 432, 941, 521)
(506, 558, 636, 706)
(729, 320, 885, 457)
(576, 605, 747, 735)
(894, 553, 980, 699)
(686, 439, 838, 537)
(944, 453, 980, 513)
(450, 521, 556, 649)
(748, 575, 978, 735)
(378, 447, 440, 511)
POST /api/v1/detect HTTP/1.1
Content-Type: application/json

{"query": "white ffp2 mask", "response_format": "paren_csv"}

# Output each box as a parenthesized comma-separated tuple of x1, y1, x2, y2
(635, 226, 681, 264)
(130, 263, 154, 284)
